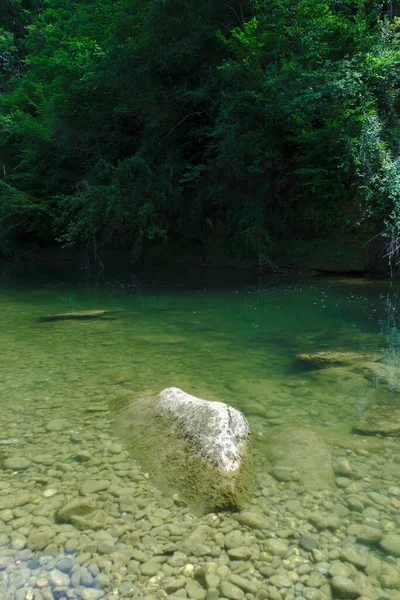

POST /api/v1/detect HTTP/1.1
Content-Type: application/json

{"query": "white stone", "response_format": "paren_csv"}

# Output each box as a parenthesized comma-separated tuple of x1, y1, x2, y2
(154, 387, 250, 472)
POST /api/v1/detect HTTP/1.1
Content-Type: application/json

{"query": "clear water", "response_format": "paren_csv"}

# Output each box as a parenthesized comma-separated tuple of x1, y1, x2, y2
(0, 263, 399, 599)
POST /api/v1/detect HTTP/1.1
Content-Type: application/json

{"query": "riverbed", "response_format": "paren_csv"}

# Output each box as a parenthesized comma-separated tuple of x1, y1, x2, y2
(0, 264, 399, 600)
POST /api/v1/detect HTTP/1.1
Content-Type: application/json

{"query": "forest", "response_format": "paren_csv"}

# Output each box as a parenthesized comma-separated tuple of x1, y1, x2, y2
(1, 0, 400, 270)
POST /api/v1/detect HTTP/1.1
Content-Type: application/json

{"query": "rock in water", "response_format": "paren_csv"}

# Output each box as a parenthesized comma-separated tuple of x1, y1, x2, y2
(265, 425, 335, 490)
(38, 310, 112, 322)
(296, 351, 382, 369)
(112, 387, 253, 510)
(354, 404, 400, 436)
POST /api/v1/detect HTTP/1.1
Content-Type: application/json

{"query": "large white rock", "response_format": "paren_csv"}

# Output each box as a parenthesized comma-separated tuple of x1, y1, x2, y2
(154, 387, 250, 472)
(113, 387, 253, 510)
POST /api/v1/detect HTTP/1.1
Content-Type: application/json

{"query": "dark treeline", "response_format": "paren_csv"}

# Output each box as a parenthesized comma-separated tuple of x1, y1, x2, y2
(1, 0, 400, 267)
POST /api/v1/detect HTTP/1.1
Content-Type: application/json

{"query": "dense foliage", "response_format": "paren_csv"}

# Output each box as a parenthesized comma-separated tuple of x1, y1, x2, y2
(1, 0, 400, 266)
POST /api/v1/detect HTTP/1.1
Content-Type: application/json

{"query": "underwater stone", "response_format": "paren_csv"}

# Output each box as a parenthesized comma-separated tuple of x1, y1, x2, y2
(355, 404, 400, 436)
(380, 534, 400, 556)
(38, 310, 111, 322)
(114, 387, 253, 510)
(3, 457, 31, 470)
(265, 425, 335, 490)
(296, 351, 382, 368)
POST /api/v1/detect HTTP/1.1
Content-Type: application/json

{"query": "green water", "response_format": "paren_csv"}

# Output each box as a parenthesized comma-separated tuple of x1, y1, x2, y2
(0, 265, 400, 599)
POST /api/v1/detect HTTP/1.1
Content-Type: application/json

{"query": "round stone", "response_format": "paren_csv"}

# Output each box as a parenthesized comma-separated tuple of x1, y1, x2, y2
(331, 576, 361, 598)
(380, 534, 400, 556)
(220, 581, 245, 600)
(3, 457, 31, 470)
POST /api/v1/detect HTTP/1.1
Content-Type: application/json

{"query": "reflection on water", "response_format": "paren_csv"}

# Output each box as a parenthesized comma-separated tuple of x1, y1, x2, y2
(0, 266, 399, 599)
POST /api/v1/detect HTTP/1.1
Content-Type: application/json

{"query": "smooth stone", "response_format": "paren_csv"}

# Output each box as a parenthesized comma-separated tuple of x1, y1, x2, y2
(182, 526, 211, 555)
(269, 575, 293, 588)
(340, 547, 367, 569)
(0, 492, 31, 510)
(228, 574, 258, 594)
(227, 547, 251, 560)
(45, 419, 71, 432)
(57, 558, 74, 573)
(80, 589, 105, 600)
(225, 531, 246, 550)
(309, 513, 341, 531)
(141, 562, 160, 576)
(56, 497, 98, 523)
(265, 425, 335, 490)
(356, 526, 382, 544)
(333, 457, 352, 476)
(48, 569, 70, 587)
(165, 579, 186, 593)
(3, 457, 31, 470)
(331, 576, 361, 598)
(220, 581, 245, 600)
(296, 351, 381, 368)
(380, 534, 400, 556)
(355, 403, 400, 436)
(80, 480, 110, 495)
(265, 539, 288, 558)
(235, 512, 268, 529)
(27, 529, 53, 550)
(186, 579, 206, 600)
(300, 535, 319, 551)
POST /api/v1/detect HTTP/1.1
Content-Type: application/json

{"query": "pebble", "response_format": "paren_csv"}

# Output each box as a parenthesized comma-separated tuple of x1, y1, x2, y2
(228, 574, 258, 594)
(186, 579, 206, 599)
(220, 581, 244, 600)
(235, 512, 268, 529)
(331, 576, 361, 598)
(380, 534, 400, 556)
(3, 457, 31, 470)
(80, 479, 110, 495)
(48, 568, 70, 587)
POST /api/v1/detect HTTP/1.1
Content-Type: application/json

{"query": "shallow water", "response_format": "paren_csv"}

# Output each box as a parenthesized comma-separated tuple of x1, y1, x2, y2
(0, 264, 399, 600)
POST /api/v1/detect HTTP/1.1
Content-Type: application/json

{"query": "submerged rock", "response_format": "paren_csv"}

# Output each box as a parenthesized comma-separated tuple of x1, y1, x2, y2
(38, 310, 112, 322)
(265, 425, 335, 490)
(112, 387, 253, 510)
(354, 404, 400, 437)
(296, 350, 382, 369)
(352, 361, 400, 392)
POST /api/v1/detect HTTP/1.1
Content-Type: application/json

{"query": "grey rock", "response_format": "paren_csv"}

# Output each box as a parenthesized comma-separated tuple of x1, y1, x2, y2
(340, 547, 367, 569)
(56, 497, 98, 523)
(80, 590, 105, 600)
(355, 403, 400, 436)
(331, 576, 361, 598)
(300, 535, 319, 551)
(380, 534, 400, 556)
(220, 581, 244, 600)
(186, 579, 206, 600)
(3, 457, 31, 470)
(165, 579, 186, 593)
(140, 562, 159, 576)
(228, 574, 258, 594)
(235, 511, 268, 529)
(296, 351, 381, 368)
(45, 419, 71, 432)
(269, 575, 293, 588)
(27, 529, 53, 551)
(227, 546, 251, 560)
(80, 480, 110, 495)
(265, 425, 335, 490)
(48, 569, 70, 587)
